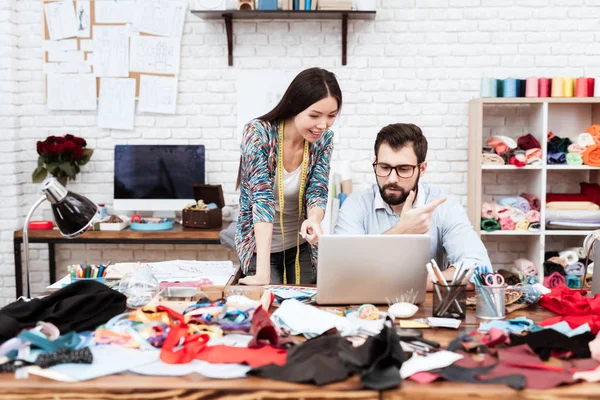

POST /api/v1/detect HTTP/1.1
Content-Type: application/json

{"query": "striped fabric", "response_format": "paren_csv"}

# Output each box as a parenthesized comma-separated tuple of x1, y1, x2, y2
(235, 119, 333, 275)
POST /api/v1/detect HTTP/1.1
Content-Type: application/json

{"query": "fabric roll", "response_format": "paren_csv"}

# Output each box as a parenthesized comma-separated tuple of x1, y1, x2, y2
(568, 143, 587, 154)
(497, 207, 526, 223)
(566, 247, 586, 259)
(566, 275, 581, 289)
(517, 134, 541, 150)
(559, 250, 579, 266)
(514, 196, 531, 213)
(499, 217, 515, 230)
(481, 218, 501, 232)
(544, 262, 566, 277)
(577, 132, 596, 147)
(544, 272, 566, 289)
(557, 137, 572, 153)
(525, 148, 542, 160)
(529, 222, 541, 231)
(498, 197, 518, 208)
(586, 125, 600, 143)
(513, 149, 527, 163)
(520, 193, 540, 211)
(548, 256, 568, 268)
(496, 135, 518, 149)
(546, 201, 600, 211)
(495, 143, 509, 155)
(565, 262, 585, 276)
(546, 209, 600, 221)
(548, 136, 561, 153)
(482, 153, 505, 165)
(583, 145, 600, 166)
(525, 210, 540, 223)
(514, 258, 538, 278)
(509, 156, 526, 167)
(515, 220, 530, 231)
(548, 152, 567, 164)
(567, 153, 584, 165)
(481, 202, 498, 219)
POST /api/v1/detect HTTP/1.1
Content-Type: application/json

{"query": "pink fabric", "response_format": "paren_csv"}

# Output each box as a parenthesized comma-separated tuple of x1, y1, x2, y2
(568, 143, 587, 155)
(544, 272, 566, 289)
(515, 258, 537, 276)
(408, 371, 440, 384)
(481, 202, 497, 219)
(526, 148, 542, 162)
(574, 364, 600, 382)
(499, 217, 515, 230)
(525, 210, 540, 223)
(486, 136, 503, 148)
(590, 335, 600, 362)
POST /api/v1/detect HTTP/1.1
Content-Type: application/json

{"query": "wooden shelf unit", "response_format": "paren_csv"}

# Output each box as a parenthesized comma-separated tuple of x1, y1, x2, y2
(190, 10, 376, 66)
(468, 98, 600, 276)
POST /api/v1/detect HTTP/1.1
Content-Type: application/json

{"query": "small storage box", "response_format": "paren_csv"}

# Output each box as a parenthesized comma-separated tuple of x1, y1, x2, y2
(182, 184, 225, 229)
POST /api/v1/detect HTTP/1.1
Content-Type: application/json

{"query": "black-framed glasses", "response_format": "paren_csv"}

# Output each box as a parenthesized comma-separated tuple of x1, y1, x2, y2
(373, 162, 420, 179)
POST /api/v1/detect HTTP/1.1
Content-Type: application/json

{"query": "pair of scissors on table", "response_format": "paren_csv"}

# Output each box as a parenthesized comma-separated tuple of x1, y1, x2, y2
(482, 272, 505, 287)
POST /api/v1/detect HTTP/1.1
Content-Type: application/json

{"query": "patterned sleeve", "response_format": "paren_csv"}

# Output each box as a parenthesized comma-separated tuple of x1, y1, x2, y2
(305, 129, 333, 212)
(241, 121, 275, 224)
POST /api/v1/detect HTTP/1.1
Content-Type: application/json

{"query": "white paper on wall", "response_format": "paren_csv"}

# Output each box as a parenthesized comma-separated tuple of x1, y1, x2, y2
(132, 0, 187, 37)
(93, 25, 130, 77)
(44, 1, 79, 40)
(236, 69, 297, 143)
(43, 63, 61, 74)
(75, 1, 91, 38)
(42, 39, 78, 52)
(56, 62, 92, 74)
(98, 78, 136, 130)
(47, 74, 97, 110)
(94, 0, 135, 23)
(138, 74, 178, 114)
(129, 35, 180, 74)
(47, 50, 85, 63)
(80, 39, 93, 52)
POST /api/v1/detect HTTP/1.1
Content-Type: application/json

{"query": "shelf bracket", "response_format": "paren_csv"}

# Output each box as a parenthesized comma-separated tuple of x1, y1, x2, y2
(223, 13, 233, 66)
(341, 13, 348, 66)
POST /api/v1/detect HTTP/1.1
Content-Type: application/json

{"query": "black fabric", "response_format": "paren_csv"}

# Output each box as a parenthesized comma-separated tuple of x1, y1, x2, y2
(0, 280, 126, 343)
(545, 251, 560, 260)
(249, 324, 406, 390)
(543, 261, 566, 277)
(509, 330, 596, 361)
(438, 363, 526, 390)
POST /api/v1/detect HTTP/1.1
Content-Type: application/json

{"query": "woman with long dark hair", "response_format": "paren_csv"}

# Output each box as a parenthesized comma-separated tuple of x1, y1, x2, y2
(235, 67, 342, 285)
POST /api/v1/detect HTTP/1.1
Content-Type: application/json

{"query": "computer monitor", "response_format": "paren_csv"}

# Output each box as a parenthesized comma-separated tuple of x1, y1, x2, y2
(113, 145, 205, 211)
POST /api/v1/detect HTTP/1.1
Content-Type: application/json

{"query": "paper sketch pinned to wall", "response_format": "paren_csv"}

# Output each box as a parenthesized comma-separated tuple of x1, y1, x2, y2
(130, 35, 181, 75)
(47, 73, 97, 110)
(236, 69, 296, 143)
(75, 1, 91, 38)
(138, 75, 178, 114)
(98, 78, 136, 130)
(44, 0, 79, 40)
(42, 39, 78, 52)
(94, 0, 135, 23)
(47, 50, 84, 63)
(132, 0, 187, 38)
(93, 25, 130, 77)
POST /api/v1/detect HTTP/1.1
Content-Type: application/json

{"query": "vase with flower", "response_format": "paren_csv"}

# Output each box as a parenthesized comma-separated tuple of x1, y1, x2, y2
(32, 134, 94, 185)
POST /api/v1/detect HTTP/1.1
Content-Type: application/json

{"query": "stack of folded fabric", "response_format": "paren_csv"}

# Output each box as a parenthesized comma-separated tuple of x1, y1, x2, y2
(482, 134, 542, 167)
(547, 125, 600, 166)
(543, 249, 587, 289)
(481, 193, 541, 232)
(546, 183, 600, 230)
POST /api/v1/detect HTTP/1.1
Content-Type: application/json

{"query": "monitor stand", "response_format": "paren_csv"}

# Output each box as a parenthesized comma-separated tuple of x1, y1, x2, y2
(136, 210, 178, 219)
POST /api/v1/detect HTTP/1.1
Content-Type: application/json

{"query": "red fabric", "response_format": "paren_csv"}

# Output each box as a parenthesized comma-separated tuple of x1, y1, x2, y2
(509, 156, 526, 167)
(248, 305, 293, 348)
(196, 345, 287, 368)
(539, 287, 600, 334)
(580, 182, 600, 206)
(546, 193, 590, 203)
(481, 328, 509, 347)
(517, 134, 541, 150)
(157, 306, 211, 364)
(543, 272, 566, 289)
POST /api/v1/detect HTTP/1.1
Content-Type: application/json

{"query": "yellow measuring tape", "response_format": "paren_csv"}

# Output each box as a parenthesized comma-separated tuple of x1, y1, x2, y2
(277, 121, 309, 284)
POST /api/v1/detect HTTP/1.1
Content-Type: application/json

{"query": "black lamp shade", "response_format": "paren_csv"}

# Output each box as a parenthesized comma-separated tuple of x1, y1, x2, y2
(51, 191, 99, 237)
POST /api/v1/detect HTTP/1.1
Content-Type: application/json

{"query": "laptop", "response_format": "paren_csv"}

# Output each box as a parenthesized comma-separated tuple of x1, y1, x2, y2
(316, 235, 431, 305)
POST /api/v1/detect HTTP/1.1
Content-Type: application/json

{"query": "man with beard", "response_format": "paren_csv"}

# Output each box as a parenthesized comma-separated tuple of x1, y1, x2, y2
(333, 123, 490, 284)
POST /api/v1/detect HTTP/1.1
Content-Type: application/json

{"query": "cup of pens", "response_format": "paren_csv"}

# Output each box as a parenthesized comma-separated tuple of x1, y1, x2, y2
(68, 263, 109, 284)
(427, 260, 473, 320)
(474, 269, 506, 320)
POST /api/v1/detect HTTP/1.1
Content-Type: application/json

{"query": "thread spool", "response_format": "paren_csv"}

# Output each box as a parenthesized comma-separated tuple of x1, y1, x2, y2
(575, 77, 589, 97)
(551, 77, 564, 97)
(519, 79, 527, 97)
(594, 78, 600, 97)
(563, 77, 574, 97)
(502, 78, 518, 98)
(496, 79, 504, 98)
(525, 77, 538, 97)
(539, 78, 550, 97)
(588, 78, 595, 97)
(480, 78, 494, 98)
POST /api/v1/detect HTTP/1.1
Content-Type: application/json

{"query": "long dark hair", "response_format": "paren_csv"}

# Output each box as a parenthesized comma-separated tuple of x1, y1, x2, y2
(236, 67, 342, 189)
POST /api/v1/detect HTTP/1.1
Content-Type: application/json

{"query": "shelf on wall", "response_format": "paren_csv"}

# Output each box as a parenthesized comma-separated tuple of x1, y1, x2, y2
(544, 230, 595, 236)
(480, 231, 541, 236)
(190, 10, 377, 66)
(472, 97, 600, 104)
(482, 165, 542, 170)
(546, 165, 600, 170)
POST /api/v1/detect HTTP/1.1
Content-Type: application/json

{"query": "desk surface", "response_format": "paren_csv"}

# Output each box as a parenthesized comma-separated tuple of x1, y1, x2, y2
(14, 223, 226, 242)
(0, 293, 597, 400)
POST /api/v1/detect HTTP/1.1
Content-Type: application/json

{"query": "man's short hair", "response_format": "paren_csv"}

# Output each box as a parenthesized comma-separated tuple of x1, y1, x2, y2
(374, 123, 428, 164)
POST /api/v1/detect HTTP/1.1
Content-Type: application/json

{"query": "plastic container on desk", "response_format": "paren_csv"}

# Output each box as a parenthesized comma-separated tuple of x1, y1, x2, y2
(130, 220, 173, 231)
(62, 276, 106, 287)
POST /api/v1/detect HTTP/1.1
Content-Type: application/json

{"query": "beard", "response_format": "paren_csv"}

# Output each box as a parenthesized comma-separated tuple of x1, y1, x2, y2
(378, 172, 420, 206)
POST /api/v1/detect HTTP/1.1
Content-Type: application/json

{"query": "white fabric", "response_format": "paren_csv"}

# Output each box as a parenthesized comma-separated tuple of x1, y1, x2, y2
(577, 132, 596, 147)
(271, 164, 307, 252)
(400, 351, 463, 379)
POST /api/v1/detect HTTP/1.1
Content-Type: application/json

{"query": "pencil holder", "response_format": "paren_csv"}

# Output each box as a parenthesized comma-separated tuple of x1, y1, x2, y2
(432, 283, 466, 319)
(72, 277, 106, 284)
(475, 285, 505, 320)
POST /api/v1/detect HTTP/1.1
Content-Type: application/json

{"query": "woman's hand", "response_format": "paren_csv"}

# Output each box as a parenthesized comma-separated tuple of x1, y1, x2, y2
(300, 218, 322, 245)
(239, 271, 271, 286)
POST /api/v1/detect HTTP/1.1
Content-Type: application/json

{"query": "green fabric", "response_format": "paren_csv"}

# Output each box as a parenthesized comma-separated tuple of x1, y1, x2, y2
(481, 218, 501, 232)
(566, 274, 581, 289)
(566, 152, 583, 165)
(557, 137, 572, 153)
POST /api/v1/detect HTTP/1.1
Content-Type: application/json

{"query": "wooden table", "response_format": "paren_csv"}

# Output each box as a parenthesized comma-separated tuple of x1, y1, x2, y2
(13, 224, 226, 299)
(0, 293, 597, 399)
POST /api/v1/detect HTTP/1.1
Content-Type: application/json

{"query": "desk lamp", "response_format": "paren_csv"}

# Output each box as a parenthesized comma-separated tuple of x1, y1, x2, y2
(23, 177, 99, 297)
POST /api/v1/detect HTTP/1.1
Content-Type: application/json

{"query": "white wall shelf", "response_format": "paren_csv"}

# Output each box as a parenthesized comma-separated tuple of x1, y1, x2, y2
(468, 98, 600, 275)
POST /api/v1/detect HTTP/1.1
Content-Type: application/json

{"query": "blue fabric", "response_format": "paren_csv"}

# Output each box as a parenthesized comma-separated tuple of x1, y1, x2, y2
(566, 274, 581, 289)
(478, 316, 538, 334)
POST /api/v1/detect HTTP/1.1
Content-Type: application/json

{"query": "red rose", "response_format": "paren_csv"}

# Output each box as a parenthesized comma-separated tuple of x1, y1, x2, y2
(36, 141, 43, 154)
(47, 136, 57, 143)
(54, 143, 65, 153)
(55, 136, 65, 143)
(73, 146, 84, 158)
(65, 134, 75, 140)
(73, 137, 87, 147)
(42, 142, 53, 154)
(64, 140, 76, 151)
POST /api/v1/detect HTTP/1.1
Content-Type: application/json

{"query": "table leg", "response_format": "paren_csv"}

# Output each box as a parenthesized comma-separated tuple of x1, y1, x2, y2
(48, 243, 56, 286)
(13, 239, 22, 299)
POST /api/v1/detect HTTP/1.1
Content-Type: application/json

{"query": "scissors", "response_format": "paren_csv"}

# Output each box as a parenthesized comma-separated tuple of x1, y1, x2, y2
(482, 273, 505, 287)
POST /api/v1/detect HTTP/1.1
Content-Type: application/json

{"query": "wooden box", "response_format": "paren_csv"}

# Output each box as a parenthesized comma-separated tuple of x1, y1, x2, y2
(182, 184, 225, 229)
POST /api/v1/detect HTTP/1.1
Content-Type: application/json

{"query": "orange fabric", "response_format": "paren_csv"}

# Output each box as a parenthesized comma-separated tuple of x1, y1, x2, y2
(196, 345, 287, 368)
(586, 125, 600, 144)
(583, 145, 600, 166)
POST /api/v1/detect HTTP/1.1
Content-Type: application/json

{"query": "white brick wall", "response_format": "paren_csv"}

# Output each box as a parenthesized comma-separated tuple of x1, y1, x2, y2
(2, 0, 600, 304)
